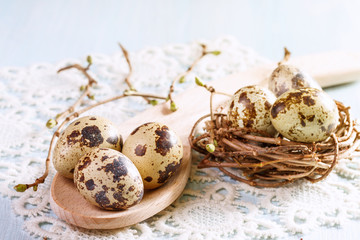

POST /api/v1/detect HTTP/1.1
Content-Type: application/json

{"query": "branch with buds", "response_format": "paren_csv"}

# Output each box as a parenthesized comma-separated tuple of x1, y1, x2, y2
(167, 44, 221, 112)
(14, 44, 221, 192)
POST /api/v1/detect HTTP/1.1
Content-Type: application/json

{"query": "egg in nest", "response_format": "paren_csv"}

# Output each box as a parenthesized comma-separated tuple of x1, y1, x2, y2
(269, 64, 322, 97)
(270, 87, 339, 142)
(74, 148, 144, 210)
(53, 116, 123, 179)
(227, 85, 277, 136)
(122, 122, 183, 190)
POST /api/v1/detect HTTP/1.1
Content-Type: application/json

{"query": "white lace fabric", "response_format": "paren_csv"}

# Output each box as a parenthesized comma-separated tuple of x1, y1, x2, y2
(1, 36, 359, 239)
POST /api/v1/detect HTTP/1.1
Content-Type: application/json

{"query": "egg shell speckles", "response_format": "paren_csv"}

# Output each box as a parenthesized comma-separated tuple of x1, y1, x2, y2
(53, 116, 123, 179)
(228, 85, 277, 136)
(74, 148, 144, 210)
(122, 122, 183, 190)
(270, 88, 339, 143)
(268, 64, 322, 97)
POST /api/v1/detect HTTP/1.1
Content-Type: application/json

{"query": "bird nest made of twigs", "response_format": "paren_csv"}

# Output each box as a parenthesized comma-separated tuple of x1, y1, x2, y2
(189, 101, 360, 187)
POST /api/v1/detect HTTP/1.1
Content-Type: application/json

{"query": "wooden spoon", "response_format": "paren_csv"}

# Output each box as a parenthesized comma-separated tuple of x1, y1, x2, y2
(50, 51, 360, 229)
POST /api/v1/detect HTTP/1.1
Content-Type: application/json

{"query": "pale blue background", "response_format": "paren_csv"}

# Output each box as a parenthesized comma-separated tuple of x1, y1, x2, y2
(1, 0, 360, 239)
(2, 0, 360, 67)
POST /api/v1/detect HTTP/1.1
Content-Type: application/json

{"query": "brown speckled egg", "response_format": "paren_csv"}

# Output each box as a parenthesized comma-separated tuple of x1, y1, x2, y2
(269, 64, 322, 97)
(122, 122, 183, 190)
(227, 85, 277, 136)
(270, 88, 339, 143)
(53, 116, 123, 179)
(74, 148, 143, 210)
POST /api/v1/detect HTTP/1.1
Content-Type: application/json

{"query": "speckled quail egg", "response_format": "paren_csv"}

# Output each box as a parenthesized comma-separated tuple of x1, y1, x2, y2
(227, 85, 277, 136)
(270, 87, 339, 143)
(53, 116, 123, 179)
(122, 122, 183, 190)
(269, 64, 322, 97)
(74, 148, 143, 210)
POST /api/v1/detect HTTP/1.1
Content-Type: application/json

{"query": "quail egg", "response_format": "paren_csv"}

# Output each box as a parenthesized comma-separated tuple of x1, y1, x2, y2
(270, 87, 339, 142)
(53, 116, 123, 179)
(227, 85, 277, 136)
(122, 122, 183, 190)
(269, 64, 322, 97)
(74, 148, 144, 210)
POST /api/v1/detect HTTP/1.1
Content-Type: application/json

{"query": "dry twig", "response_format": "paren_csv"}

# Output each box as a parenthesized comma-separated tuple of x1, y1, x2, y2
(278, 47, 291, 66)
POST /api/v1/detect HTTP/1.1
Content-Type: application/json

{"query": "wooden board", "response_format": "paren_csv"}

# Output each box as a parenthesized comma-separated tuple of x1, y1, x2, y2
(50, 51, 360, 230)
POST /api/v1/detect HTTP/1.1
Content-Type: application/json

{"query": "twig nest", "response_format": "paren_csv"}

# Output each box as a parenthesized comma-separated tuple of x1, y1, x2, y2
(53, 116, 123, 179)
(270, 87, 339, 142)
(190, 101, 359, 187)
(269, 64, 322, 97)
(228, 85, 277, 136)
(189, 50, 359, 187)
(122, 122, 183, 189)
(74, 148, 144, 210)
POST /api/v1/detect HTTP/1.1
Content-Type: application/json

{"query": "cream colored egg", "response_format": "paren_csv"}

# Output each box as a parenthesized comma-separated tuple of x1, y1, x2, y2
(74, 148, 144, 210)
(227, 85, 277, 136)
(53, 116, 123, 179)
(269, 64, 322, 97)
(122, 122, 183, 190)
(270, 88, 339, 142)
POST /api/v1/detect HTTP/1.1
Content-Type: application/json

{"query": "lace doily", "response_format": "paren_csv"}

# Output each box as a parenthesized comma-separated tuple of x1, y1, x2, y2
(1, 36, 360, 239)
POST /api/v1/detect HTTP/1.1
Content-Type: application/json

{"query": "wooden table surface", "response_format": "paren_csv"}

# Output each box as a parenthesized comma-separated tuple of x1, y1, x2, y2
(1, 1, 360, 239)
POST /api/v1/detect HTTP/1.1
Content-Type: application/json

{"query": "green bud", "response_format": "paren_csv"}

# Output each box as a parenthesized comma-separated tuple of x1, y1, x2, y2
(170, 101, 178, 112)
(149, 100, 158, 106)
(79, 85, 86, 91)
(195, 76, 204, 87)
(46, 119, 57, 129)
(33, 185, 38, 191)
(14, 184, 27, 192)
(206, 143, 216, 153)
(86, 55, 92, 65)
(179, 76, 186, 83)
(210, 50, 221, 56)
(213, 139, 218, 147)
(88, 94, 95, 100)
